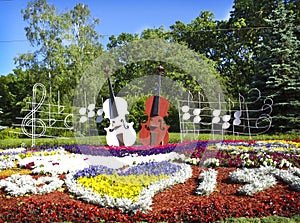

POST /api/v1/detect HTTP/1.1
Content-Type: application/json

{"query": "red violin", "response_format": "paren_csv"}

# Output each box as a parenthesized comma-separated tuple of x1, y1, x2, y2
(139, 65, 169, 146)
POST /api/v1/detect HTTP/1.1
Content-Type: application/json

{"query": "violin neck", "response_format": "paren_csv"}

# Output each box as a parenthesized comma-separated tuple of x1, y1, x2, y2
(150, 75, 162, 117)
(157, 74, 161, 96)
(150, 96, 160, 117)
(107, 76, 119, 118)
(150, 66, 166, 117)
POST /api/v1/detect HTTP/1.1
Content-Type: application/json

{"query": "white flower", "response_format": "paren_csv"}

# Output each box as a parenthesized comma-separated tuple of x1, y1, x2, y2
(229, 166, 300, 195)
(279, 159, 292, 168)
(242, 159, 254, 167)
(195, 169, 218, 196)
(240, 153, 249, 160)
(0, 147, 26, 155)
(202, 158, 219, 167)
(186, 157, 200, 165)
(0, 174, 64, 196)
(0, 155, 19, 170)
(85, 151, 186, 169)
(18, 154, 89, 175)
(238, 176, 276, 196)
(274, 168, 300, 192)
(229, 167, 277, 196)
(290, 167, 300, 177)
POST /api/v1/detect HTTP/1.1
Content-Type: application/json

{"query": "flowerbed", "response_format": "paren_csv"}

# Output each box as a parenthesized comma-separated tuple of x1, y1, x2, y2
(66, 161, 192, 213)
(188, 140, 300, 168)
(0, 174, 64, 196)
(0, 140, 299, 222)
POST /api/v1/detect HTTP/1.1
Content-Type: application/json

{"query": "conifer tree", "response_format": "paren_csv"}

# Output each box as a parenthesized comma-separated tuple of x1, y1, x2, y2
(251, 1, 300, 132)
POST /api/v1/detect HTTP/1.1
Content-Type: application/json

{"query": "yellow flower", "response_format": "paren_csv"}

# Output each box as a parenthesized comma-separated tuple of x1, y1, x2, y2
(77, 173, 170, 201)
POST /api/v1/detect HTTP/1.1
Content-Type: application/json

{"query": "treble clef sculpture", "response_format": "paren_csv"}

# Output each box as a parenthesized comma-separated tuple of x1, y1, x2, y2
(21, 83, 47, 140)
(139, 65, 170, 146)
(102, 68, 136, 146)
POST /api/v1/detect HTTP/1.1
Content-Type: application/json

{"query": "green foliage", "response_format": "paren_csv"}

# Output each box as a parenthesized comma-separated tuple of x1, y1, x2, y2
(107, 32, 139, 49)
(15, 0, 103, 105)
(0, 75, 22, 126)
(127, 96, 149, 131)
(0, 96, 3, 130)
(251, 1, 300, 133)
(141, 26, 171, 40)
(170, 11, 218, 58)
(0, 137, 76, 148)
(1, 0, 299, 137)
(0, 127, 21, 139)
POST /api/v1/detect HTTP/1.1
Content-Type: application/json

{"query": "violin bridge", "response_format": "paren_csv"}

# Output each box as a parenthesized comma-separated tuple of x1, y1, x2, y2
(150, 132, 157, 146)
(116, 133, 124, 146)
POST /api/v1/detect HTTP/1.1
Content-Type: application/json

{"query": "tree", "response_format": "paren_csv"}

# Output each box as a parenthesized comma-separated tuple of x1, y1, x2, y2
(14, 0, 103, 105)
(107, 33, 139, 50)
(0, 95, 4, 131)
(251, 1, 300, 132)
(0, 74, 24, 130)
(169, 10, 250, 97)
(140, 26, 171, 40)
(221, 0, 274, 96)
(285, 0, 300, 40)
(104, 33, 226, 132)
(170, 11, 218, 58)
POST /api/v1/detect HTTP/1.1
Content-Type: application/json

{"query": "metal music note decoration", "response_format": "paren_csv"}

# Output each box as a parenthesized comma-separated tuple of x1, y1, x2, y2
(76, 91, 104, 140)
(178, 88, 273, 141)
(21, 83, 47, 140)
(78, 92, 103, 124)
(13, 83, 104, 146)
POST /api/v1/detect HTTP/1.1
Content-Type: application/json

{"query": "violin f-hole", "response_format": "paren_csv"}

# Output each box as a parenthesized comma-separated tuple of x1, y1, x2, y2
(121, 119, 130, 129)
(158, 119, 165, 131)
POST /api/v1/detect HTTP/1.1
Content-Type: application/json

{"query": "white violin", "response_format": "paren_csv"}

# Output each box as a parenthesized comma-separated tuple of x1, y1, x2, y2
(102, 68, 136, 146)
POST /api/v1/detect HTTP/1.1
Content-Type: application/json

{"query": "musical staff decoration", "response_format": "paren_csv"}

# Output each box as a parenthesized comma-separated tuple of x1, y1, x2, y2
(13, 83, 104, 147)
(177, 88, 273, 141)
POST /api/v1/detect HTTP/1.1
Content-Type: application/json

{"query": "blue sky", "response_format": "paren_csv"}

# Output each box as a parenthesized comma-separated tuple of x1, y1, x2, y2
(0, 0, 234, 76)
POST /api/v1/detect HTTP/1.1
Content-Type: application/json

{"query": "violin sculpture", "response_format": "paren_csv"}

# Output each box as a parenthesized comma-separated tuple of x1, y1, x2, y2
(139, 65, 169, 146)
(103, 68, 136, 146)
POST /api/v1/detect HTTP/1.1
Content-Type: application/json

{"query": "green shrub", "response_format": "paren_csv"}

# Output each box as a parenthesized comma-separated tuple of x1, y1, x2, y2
(0, 127, 22, 139)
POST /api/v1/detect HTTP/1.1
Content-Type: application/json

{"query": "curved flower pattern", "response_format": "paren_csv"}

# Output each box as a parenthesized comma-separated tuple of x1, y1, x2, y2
(229, 167, 277, 195)
(273, 168, 300, 192)
(0, 174, 64, 196)
(216, 140, 300, 154)
(195, 169, 218, 196)
(65, 161, 192, 213)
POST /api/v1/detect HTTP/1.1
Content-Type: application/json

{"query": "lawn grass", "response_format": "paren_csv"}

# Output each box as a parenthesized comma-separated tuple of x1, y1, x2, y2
(218, 215, 300, 223)
(0, 132, 298, 148)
